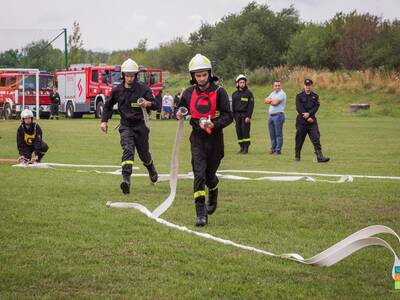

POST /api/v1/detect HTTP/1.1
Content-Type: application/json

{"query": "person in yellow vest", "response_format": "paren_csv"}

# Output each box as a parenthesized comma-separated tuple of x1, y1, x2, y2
(176, 54, 233, 227)
(232, 74, 254, 154)
(16, 109, 49, 163)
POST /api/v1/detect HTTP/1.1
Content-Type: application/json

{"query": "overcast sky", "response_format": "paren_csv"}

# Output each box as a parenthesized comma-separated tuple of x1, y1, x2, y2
(0, 0, 399, 52)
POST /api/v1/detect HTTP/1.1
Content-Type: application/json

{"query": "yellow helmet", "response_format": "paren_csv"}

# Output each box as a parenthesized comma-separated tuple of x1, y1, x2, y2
(236, 74, 247, 83)
(121, 58, 139, 73)
(188, 54, 212, 73)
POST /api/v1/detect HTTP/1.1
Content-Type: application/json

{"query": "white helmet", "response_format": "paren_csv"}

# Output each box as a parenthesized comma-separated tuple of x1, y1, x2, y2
(188, 54, 212, 73)
(121, 58, 139, 73)
(236, 74, 247, 83)
(21, 109, 34, 120)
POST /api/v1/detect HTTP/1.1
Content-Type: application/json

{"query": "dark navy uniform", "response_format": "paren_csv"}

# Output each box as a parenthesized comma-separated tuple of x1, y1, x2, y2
(295, 90, 329, 162)
(17, 123, 48, 161)
(232, 87, 254, 153)
(179, 82, 232, 223)
(101, 80, 160, 180)
(49, 91, 60, 118)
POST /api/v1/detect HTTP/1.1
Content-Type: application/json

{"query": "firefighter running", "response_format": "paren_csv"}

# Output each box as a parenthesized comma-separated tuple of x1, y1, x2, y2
(177, 54, 233, 227)
(17, 109, 49, 163)
(100, 58, 159, 194)
(232, 74, 254, 154)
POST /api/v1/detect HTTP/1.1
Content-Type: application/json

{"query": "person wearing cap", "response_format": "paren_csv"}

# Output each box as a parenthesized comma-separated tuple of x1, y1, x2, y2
(17, 109, 49, 163)
(264, 80, 287, 155)
(295, 79, 330, 162)
(232, 74, 254, 154)
(100, 58, 160, 194)
(176, 54, 233, 227)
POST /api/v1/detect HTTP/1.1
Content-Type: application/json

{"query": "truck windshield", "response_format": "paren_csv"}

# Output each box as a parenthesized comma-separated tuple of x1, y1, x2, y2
(19, 75, 53, 90)
(137, 71, 161, 85)
(150, 72, 161, 84)
(111, 71, 121, 85)
(137, 72, 146, 84)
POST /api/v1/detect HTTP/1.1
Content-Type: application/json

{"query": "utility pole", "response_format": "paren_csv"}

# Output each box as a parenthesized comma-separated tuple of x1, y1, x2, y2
(63, 28, 68, 69)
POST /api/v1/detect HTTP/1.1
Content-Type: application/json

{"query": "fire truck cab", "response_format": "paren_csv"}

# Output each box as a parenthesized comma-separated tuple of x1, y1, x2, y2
(0, 69, 53, 119)
(56, 64, 163, 118)
(56, 64, 120, 118)
(137, 67, 163, 99)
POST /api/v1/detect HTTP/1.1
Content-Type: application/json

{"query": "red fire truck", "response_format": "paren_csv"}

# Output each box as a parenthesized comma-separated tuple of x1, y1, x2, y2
(0, 69, 54, 119)
(56, 64, 163, 118)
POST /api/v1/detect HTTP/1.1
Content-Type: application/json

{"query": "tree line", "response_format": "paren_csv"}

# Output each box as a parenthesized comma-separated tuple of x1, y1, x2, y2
(1, 2, 399, 79)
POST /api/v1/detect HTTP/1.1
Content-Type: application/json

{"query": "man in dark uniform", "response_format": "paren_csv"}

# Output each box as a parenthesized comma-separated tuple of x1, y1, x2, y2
(232, 74, 254, 154)
(17, 109, 49, 163)
(176, 53, 233, 227)
(295, 79, 330, 162)
(49, 86, 60, 119)
(100, 58, 159, 194)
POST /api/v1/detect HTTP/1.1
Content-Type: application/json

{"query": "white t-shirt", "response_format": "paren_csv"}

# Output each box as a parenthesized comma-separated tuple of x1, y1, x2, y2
(162, 95, 174, 107)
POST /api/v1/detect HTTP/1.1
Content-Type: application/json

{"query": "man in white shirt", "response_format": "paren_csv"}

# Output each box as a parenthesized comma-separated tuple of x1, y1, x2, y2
(264, 81, 287, 155)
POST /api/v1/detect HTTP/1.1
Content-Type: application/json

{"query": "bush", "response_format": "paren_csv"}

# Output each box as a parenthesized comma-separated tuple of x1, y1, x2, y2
(243, 66, 400, 95)
(246, 66, 291, 85)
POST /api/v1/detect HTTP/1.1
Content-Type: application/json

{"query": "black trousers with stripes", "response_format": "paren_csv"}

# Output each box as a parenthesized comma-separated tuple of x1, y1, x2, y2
(234, 113, 251, 145)
(190, 129, 224, 198)
(119, 123, 152, 177)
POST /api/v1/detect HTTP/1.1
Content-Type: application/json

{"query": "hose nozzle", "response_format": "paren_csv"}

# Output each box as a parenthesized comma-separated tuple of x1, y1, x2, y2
(200, 116, 213, 134)
(137, 98, 146, 106)
(178, 106, 188, 116)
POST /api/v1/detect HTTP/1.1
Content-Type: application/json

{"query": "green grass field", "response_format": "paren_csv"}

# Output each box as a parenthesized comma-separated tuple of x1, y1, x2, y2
(1, 84, 400, 299)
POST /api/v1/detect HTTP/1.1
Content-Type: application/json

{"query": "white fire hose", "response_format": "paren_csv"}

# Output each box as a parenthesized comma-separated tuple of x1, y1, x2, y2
(152, 106, 188, 217)
(107, 108, 400, 283)
(137, 98, 149, 127)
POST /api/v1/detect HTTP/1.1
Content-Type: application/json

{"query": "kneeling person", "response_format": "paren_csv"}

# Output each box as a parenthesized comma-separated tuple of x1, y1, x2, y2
(17, 109, 49, 163)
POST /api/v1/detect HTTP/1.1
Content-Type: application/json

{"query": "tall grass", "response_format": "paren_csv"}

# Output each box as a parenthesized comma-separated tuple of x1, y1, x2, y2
(246, 66, 400, 95)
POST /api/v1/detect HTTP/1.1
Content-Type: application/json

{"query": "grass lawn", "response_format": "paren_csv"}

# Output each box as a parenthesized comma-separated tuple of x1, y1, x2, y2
(0, 84, 399, 299)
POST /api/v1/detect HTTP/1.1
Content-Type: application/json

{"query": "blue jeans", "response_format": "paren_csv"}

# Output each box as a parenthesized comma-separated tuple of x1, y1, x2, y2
(268, 113, 285, 152)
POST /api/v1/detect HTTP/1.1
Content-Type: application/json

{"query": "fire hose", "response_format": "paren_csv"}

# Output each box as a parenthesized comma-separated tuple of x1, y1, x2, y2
(107, 108, 400, 284)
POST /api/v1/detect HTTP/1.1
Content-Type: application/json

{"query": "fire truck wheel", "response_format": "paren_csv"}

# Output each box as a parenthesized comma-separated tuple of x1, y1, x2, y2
(3, 103, 12, 120)
(66, 102, 75, 119)
(95, 101, 104, 119)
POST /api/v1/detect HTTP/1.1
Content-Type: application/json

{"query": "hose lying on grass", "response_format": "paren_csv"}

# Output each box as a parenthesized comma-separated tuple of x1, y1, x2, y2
(108, 201, 400, 281)
(106, 114, 400, 284)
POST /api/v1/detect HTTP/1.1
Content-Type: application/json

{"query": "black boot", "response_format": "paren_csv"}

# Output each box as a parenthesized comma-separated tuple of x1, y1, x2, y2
(242, 143, 249, 154)
(295, 151, 301, 161)
(237, 143, 244, 154)
(120, 175, 131, 194)
(206, 188, 218, 215)
(36, 153, 45, 163)
(315, 149, 330, 163)
(195, 197, 208, 227)
(144, 161, 158, 183)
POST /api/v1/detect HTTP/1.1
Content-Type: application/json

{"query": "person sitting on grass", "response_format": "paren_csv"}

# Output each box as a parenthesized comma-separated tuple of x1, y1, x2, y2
(17, 109, 49, 164)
